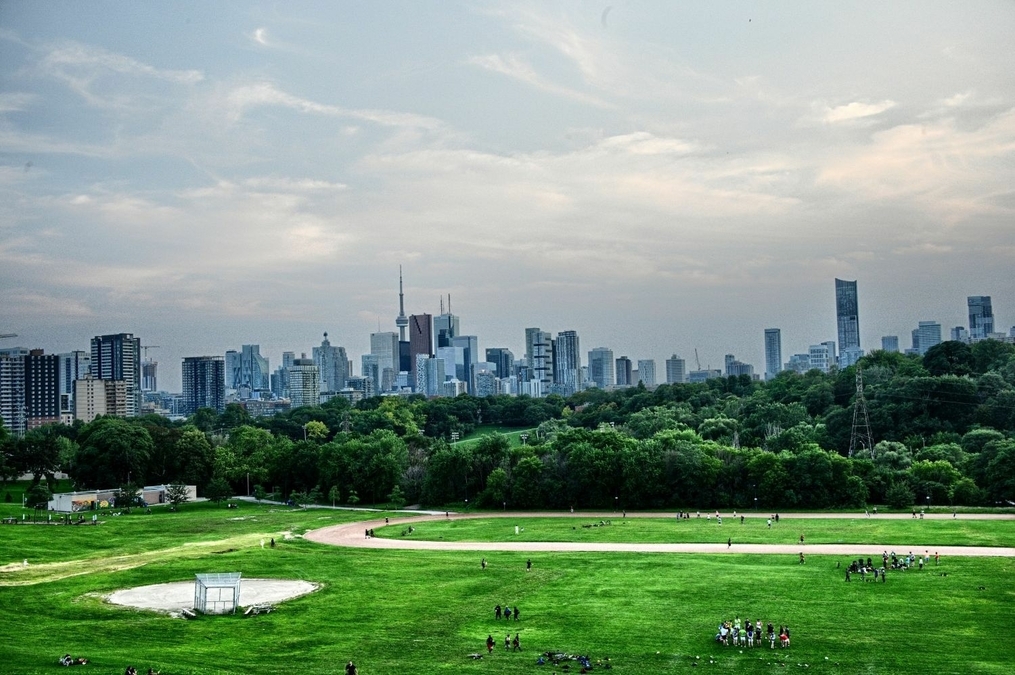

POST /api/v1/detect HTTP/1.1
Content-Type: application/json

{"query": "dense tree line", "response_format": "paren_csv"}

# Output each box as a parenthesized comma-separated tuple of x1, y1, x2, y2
(2, 341, 1014, 510)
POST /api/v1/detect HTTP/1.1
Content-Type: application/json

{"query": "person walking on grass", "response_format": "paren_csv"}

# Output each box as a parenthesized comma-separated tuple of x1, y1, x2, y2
(512, 633, 521, 651)
(728, 537, 732, 549)
(486, 635, 495, 655)
(514, 606, 520, 621)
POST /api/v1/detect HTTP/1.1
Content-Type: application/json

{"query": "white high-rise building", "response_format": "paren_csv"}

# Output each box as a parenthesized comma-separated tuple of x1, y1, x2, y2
(809, 344, 834, 373)
(637, 359, 656, 386)
(665, 355, 686, 384)
(370, 332, 399, 392)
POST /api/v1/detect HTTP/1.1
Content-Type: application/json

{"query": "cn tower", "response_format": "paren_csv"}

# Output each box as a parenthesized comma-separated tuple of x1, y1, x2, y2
(395, 266, 409, 341)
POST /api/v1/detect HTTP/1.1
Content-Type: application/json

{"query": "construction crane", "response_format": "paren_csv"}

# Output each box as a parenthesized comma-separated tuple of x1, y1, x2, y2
(0, 333, 17, 339)
(694, 348, 702, 371)
(141, 345, 161, 359)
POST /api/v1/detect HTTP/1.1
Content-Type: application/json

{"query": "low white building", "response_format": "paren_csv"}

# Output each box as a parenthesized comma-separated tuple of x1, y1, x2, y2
(47, 484, 197, 512)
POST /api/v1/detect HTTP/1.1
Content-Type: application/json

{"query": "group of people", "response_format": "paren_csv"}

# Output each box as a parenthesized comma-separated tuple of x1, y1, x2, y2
(715, 618, 790, 649)
(58, 654, 88, 666)
(485, 632, 522, 653)
(536, 652, 612, 671)
(123, 668, 159, 675)
(494, 604, 520, 620)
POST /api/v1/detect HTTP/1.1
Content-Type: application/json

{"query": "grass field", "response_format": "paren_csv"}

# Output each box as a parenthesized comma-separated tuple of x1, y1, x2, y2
(1, 502, 1013, 674)
(453, 426, 535, 448)
(372, 515, 1015, 548)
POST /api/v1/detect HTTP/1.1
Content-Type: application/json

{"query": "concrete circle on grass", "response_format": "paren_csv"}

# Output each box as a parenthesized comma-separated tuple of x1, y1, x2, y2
(107, 578, 318, 614)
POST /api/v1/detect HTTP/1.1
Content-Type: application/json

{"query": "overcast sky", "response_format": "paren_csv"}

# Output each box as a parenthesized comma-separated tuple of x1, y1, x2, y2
(2, 1, 1014, 391)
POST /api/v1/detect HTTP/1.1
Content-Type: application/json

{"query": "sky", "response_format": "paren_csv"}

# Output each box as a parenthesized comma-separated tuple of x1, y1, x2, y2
(2, 1, 1014, 391)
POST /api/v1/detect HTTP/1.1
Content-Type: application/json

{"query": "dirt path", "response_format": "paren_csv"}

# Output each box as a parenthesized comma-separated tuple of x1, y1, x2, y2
(304, 511, 1015, 558)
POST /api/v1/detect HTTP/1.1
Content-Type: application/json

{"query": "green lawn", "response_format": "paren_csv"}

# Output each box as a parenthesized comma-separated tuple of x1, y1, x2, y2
(453, 426, 535, 448)
(374, 515, 1015, 548)
(1, 505, 1013, 674)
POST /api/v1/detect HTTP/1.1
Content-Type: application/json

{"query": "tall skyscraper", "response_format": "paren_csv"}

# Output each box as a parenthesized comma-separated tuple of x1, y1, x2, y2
(835, 278, 862, 367)
(525, 329, 553, 390)
(553, 330, 582, 396)
(24, 350, 60, 430)
(141, 359, 158, 393)
(881, 336, 899, 353)
(910, 321, 942, 355)
(588, 347, 615, 389)
(371, 332, 399, 392)
(90, 333, 141, 417)
(288, 355, 320, 408)
(637, 359, 656, 386)
(485, 348, 514, 378)
(665, 355, 686, 384)
(181, 356, 225, 415)
(58, 351, 90, 416)
(434, 297, 460, 349)
(313, 332, 349, 393)
(409, 313, 433, 387)
(452, 335, 478, 391)
(968, 296, 994, 339)
(764, 329, 782, 381)
(615, 356, 633, 386)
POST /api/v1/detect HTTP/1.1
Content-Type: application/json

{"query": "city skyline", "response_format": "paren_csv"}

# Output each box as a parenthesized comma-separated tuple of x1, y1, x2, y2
(2, 3, 1014, 390)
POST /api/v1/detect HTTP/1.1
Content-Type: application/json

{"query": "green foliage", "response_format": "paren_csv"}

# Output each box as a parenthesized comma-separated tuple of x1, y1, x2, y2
(886, 481, 915, 509)
(204, 476, 232, 504)
(165, 482, 190, 507)
(24, 481, 51, 509)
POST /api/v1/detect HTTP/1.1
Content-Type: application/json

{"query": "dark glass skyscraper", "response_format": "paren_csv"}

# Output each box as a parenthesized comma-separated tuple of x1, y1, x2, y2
(182, 356, 225, 415)
(835, 279, 861, 367)
(967, 296, 994, 339)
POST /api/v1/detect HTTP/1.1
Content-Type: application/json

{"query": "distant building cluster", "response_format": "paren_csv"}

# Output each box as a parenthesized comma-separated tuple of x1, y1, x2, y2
(1, 278, 1012, 434)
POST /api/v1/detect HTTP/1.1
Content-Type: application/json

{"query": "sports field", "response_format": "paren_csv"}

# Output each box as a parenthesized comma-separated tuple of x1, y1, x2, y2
(1, 502, 1012, 674)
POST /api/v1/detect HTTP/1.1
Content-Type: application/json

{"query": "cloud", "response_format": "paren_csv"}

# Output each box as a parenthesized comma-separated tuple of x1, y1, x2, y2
(822, 100, 896, 124)
(893, 243, 954, 255)
(0, 92, 37, 112)
(42, 42, 203, 84)
(4, 291, 94, 317)
(252, 27, 269, 46)
(225, 82, 446, 130)
(467, 53, 612, 108)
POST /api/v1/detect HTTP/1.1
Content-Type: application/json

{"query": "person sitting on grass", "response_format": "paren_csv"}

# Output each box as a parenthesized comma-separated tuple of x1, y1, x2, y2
(779, 626, 790, 648)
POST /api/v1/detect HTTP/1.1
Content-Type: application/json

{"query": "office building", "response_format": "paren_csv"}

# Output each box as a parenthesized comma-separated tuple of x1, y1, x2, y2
(452, 335, 479, 391)
(764, 329, 782, 381)
(58, 351, 90, 416)
(226, 345, 270, 393)
(785, 353, 811, 374)
(665, 354, 686, 384)
(835, 278, 863, 367)
(553, 330, 582, 396)
(485, 348, 514, 379)
(588, 347, 615, 389)
(724, 354, 754, 378)
(968, 296, 994, 339)
(910, 321, 942, 356)
(822, 341, 837, 368)
(90, 333, 141, 417)
(181, 356, 226, 415)
(951, 326, 969, 342)
(809, 344, 834, 373)
(409, 313, 433, 387)
(881, 336, 899, 353)
(525, 328, 554, 391)
(371, 331, 399, 391)
(288, 356, 320, 409)
(688, 369, 722, 383)
(615, 356, 633, 386)
(434, 300, 460, 348)
(637, 359, 656, 387)
(313, 332, 349, 394)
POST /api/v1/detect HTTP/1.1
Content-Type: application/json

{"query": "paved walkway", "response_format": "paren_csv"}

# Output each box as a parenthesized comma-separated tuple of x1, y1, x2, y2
(305, 511, 1015, 557)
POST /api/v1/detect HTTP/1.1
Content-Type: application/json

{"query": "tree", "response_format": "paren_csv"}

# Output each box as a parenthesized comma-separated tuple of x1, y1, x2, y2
(346, 489, 360, 506)
(303, 420, 329, 442)
(388, 484, 406, 508)
(204, 477, 232, 504)
(923, 341, 973, 377)
(74, 418, 154, 488)
(886, 481, 915, 509)
(166, 483, 190, 508)
(328, 484, 340, 507)
(24, 482, 51, 509)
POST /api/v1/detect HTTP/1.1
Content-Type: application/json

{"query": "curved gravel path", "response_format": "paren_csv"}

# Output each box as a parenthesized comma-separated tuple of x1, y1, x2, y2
(305, 511, 1015, 558)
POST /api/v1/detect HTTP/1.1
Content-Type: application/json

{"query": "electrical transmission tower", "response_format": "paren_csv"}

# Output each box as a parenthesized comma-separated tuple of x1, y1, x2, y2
(848, 367, 875, 460)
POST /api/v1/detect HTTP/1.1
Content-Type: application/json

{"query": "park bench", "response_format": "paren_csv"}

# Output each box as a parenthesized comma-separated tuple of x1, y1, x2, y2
(244, 604, 274, 616)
